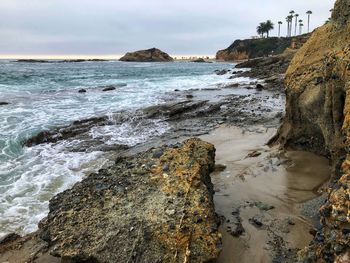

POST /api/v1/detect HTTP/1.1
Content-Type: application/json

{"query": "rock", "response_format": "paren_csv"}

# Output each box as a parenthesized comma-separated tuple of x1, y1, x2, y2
(230, 223, 245, 237)
(39, 138, 221, 262)
(186, 94, 194, 99)
(119, 48, 174, 62)
(249, 215, 263, 227)
(271, 0, 350, 261)
(0, 102, 9, 106)
(102, 86, 116, 92)
(256, 84, 264, 91)
(214, 69, 229, 75)
(0, 233, 21, 245)
(191, 58, 212, 63)
(78, 89, 87, 93)
(246, 150, 261, 158)
(15, 59, 50, 63)
(254, 201, 274, 211)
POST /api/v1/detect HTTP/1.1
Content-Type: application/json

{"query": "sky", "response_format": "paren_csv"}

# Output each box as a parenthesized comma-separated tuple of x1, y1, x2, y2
(0, 0, 335, 58)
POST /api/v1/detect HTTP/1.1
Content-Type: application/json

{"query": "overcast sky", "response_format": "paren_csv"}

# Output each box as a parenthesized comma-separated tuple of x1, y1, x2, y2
(0, 0, 335, 57)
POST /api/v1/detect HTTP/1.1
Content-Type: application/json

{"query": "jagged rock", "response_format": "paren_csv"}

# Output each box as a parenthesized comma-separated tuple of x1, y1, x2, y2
(271, 0, 350, 261)
(39, 138, 221, 262)
(102, 86, 116, 92)
(119, 48, 174, 62)
(214, 69, 229, 75)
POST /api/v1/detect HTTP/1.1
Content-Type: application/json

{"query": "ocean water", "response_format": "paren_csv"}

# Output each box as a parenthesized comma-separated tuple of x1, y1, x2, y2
(0, 60, 240, 236)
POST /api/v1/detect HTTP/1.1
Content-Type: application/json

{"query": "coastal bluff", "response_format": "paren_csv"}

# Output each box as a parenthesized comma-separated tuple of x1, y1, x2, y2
(272, 0, 350, 261)
(119, 48, 174, 62)
(216, 34, 310, 61)
(0, 139, 221, 263)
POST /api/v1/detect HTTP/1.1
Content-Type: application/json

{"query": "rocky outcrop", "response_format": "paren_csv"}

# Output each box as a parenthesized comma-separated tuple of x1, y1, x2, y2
(234, 49, 297, 91)
(216, 34, 310, 61)
(37, 138, 220, 263)
(119, 48, 174, 62)
(272, 0, 350, 261)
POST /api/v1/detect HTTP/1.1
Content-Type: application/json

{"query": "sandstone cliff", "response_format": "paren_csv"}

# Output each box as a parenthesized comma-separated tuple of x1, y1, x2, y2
(272, 0, 350, 261)
(216, 35, 310, 61)
(119, 48, 174, 62)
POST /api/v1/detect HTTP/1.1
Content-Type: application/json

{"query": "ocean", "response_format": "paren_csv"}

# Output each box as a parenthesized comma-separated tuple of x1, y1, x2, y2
(0, 60, 246, 236)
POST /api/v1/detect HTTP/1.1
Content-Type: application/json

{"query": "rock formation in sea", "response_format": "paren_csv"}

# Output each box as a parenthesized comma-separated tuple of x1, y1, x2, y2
(216, 34, 310, 61)
(272, 0, 350, 261)
(119, 48, 174, 62)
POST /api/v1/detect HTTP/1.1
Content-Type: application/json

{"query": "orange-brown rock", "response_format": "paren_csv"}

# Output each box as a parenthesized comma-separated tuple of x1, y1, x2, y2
(36, 138, 220, 263)
(272, 0, 350, 261)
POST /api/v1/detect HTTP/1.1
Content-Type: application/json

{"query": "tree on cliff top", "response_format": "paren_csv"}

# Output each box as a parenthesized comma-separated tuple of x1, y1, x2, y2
(256, 20, 274, 38)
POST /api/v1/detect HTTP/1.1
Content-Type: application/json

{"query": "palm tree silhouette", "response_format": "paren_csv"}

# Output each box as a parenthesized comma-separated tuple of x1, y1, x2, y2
(299, 21, 304, 35)
(257, 23, 265, 38)
(264, 20, 274, 38)
(294, 14, 299, 36)
(286, 15, 293, 37)
(278, 21, 283, 37)
(306, 10, 312, 33)
(289, 11, 295, 36)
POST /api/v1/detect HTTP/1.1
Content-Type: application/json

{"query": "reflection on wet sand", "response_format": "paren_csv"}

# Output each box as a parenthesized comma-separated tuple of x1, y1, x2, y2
(201, 126, 330, 263)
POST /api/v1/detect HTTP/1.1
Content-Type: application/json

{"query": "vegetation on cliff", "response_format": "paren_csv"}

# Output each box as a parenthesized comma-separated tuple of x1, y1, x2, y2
(216, 34, 309, 61)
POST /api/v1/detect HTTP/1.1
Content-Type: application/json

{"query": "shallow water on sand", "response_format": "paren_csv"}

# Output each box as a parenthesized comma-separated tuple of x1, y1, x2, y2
(201, 126, 330, 263)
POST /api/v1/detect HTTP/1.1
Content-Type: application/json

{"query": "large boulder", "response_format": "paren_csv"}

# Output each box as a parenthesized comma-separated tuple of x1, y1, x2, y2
(119, 48, 174, 62)
(271, 0, 350, 261)
(39, 138, 221, 262)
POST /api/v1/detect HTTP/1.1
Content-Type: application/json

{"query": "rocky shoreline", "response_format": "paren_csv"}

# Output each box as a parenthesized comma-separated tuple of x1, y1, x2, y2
(1, 20, 339, 261)
(1, 52, 289, 262)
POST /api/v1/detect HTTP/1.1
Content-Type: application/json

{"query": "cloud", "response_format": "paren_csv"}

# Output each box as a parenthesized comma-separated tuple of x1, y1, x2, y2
(0, 0, 336, 56)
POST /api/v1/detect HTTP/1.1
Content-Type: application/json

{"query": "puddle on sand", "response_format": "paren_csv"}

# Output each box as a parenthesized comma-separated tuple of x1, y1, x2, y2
(200, 126, 330, 263)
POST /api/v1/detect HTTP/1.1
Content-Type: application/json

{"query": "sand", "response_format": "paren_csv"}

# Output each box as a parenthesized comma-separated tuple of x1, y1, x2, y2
(200, 125, 330, 263)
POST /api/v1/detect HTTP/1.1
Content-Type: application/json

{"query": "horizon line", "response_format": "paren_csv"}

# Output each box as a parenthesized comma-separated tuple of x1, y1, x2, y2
(0, 54, 216, 60)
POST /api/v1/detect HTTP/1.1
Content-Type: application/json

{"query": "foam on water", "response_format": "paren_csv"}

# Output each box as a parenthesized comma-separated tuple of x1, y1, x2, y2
(0, 60, 237, 236)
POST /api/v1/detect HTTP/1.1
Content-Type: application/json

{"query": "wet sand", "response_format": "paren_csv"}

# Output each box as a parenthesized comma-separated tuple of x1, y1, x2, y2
(200, 126, 330, 263)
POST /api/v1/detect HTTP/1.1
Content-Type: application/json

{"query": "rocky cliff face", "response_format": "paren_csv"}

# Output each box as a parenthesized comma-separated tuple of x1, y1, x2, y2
(273, 0, 350, 261)
(119, 48, 174, 62)
(37, 138, 220, 263)
(216, 35, 309, 61)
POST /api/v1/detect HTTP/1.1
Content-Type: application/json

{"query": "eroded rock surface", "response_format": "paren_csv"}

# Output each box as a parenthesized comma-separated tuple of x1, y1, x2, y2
(38, 138, 221, 263)
(119, 48, 174, 62)
(272, 0, 350, 261)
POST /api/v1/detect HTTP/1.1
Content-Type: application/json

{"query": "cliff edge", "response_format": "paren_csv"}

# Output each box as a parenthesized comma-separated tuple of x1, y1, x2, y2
(272, 0, 350, 261)
(216, 35, 310, 61)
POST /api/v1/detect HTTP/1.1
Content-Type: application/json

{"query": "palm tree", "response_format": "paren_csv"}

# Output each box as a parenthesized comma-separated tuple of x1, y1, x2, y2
(299, 22, 304, 35)
(285, 16, 290, 37)
(264, 20, 274, 38)
(286, 15, 293, 37)
(289, 10, 295, 36)
(294, 14, 299, 36)
(298, 19, 303, 34)
(257, 23, 265, 38)
(306, 10, 312, 33)
(278, 21, 283, 37)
